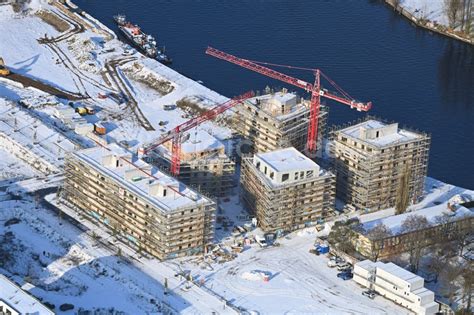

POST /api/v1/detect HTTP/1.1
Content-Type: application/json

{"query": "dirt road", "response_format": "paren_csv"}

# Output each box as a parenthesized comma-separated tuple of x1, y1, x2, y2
(5, 72, 85, 100)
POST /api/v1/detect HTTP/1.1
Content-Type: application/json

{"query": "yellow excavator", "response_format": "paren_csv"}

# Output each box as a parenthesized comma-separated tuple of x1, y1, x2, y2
(0, 57, 10, 76)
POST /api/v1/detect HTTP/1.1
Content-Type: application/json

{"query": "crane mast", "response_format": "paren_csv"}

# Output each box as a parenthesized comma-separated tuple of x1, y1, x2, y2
(205, 46, 372, 155)
(139, 91, 254, 175)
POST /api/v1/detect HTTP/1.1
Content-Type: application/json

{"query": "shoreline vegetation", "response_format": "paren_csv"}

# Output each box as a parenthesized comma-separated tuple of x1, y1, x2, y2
(385, 0, 473, 45)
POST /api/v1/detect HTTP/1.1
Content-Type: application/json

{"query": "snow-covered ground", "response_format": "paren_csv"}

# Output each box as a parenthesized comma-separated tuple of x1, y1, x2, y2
(0, 1, 472, 314)
(0, 6, 79, 92)
(0, 148, 40, 182)
(400, 0, 448, 26)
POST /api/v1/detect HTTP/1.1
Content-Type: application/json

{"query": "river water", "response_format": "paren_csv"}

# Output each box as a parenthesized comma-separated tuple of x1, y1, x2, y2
(75, 0, 474, 189)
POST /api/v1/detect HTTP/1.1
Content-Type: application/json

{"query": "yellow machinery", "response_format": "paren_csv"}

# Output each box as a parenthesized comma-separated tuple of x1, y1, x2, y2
(0, 57, 10, 76)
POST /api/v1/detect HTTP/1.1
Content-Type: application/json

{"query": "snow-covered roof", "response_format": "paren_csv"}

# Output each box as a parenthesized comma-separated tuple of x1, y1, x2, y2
(356, 260, 425, 286)
(180, 128, 225, 154)
(246, 92, 308, 120)
(0, 274, 55, 315)
(255, 147, 318, 173)
(362, 203, 474, 236)
(377, 261, 423, 285)
(338, 119, 422, 148)
(73, 143, 213, 212)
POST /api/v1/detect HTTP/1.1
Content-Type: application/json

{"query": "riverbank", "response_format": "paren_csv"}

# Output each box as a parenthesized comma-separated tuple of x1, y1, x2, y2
(385, 0, 473, 45)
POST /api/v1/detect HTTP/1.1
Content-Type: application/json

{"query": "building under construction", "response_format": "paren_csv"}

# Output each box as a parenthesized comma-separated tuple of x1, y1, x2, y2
(63, 143, 216, 260)
(232, 90, 328, 156)
(330, 118, 431, 212)
(152, 129, 236, 197)
(240, 147, 336, 232)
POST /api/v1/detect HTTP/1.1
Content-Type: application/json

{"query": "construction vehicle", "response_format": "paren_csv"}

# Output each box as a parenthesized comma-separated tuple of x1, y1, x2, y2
(0, 57, 10, 76)
(85, 106, 95, 115)
(94, 122, 106, 135)
(75, 106, 87, 115)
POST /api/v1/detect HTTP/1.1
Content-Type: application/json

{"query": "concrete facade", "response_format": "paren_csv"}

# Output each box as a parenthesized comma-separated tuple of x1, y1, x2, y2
(240, 147, 336, 232)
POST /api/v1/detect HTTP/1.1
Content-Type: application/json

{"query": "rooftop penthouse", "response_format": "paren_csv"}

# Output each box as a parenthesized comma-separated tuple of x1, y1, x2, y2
(74, 143, 209, 211)
(252, 147, 324, 186)
(233, 90, 328, 155)
(338, 119, 423, 148)
(241, 147, 336, 232)
(64, 143, 215, 260)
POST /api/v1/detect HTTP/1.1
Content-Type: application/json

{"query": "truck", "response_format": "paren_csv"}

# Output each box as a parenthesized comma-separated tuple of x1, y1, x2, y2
(94, 122, 106, 135)
(0, 57, 10, 76)
(85, 106, 95, 115)
(75, 106, 87, 116)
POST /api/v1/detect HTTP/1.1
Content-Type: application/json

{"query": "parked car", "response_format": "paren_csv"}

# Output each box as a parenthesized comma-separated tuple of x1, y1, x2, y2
(255, 235, 267, 248)
(337, 272, 353, 280)
(327, 256, 344, 268)
(362, 290, 376, 299)
(337, 263, 352, 271)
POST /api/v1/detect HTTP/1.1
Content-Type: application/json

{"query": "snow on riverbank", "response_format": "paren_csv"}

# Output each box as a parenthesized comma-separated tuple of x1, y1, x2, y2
(0, 9, 78, 92)
(400, 0, 449, 26)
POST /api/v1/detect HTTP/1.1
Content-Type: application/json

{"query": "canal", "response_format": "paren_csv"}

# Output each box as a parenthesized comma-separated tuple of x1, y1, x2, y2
(75, 0, 474, 189)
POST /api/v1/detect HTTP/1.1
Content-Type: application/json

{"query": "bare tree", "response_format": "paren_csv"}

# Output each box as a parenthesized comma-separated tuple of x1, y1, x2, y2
(439, 262, 463, 306)
(459, 262, 473, 312)
(460, 0, 473, 33)
(367, 223, 392, 261)
(401, 214, 431, 272)
(328, 220, 359, 254)
(444, 0, 463, 28)
(395, 165, 410, 215)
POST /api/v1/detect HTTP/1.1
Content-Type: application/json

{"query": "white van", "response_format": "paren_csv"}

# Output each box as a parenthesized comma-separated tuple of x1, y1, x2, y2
(255, 235, 267, 248)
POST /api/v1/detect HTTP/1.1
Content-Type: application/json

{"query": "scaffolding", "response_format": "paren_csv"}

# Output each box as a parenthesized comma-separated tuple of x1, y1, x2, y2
(240, 154, 336, 232)
(330, 117, 431, 212)
(231, 92, 329, 156)
(148, 151, 236, 198)
(63, 151, 216, 261)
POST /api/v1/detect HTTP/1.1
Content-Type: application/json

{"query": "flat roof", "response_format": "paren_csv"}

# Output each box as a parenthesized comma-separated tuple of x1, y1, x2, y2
(0, 274, 55, 315)
(378, 262, 423, 284)
(180, 128, 224, 154)
(357, 260, 425, 286)
(362, 203, 474, 236)
(255, 147, 318, 173)
(246, 92, 308, 120)
(73, 143, 213, 213)
(338, 119, 422, 147)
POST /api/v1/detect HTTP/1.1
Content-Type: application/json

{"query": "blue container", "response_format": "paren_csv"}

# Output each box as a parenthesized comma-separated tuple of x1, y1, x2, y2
(318, 245, 330, 254)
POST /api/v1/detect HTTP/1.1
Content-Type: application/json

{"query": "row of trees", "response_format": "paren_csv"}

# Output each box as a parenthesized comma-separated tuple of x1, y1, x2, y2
(444, 0, 473, 34)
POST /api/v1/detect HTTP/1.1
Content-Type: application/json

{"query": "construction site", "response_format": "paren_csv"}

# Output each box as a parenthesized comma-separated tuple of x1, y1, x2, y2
(231, 88, 328, 155)
(240, 147, 336, 232)
(2, 1, 470, 313)
(150, 129, 236, 197)
(330, 117, 431, 212)
(63, 143, 216, 260)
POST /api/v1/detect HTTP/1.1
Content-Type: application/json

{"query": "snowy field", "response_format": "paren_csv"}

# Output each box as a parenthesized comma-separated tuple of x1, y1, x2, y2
(1, 175, 470, 314)
(0, 5, 79, 92)
(0, 148, 40, 182)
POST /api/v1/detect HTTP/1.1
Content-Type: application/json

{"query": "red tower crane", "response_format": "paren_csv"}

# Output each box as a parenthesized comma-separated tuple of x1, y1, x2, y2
(205, 46, 372, 154)
(139, 91, 254, 175)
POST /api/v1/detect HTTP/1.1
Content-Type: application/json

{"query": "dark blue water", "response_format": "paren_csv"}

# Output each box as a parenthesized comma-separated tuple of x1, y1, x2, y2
(76, 0, 474, 189)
